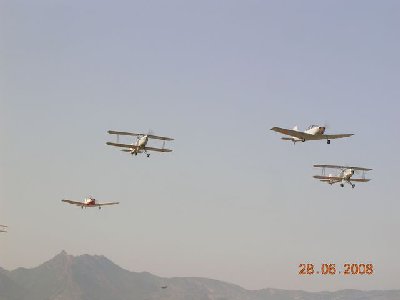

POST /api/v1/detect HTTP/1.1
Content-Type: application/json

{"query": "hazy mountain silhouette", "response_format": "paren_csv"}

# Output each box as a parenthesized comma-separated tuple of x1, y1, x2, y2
(0, 251, 399, 300)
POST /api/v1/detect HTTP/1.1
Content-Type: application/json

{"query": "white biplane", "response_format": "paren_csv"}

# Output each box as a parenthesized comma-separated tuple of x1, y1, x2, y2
(313, 164, 372, 188)
(0, 225, 7, 233)
(62, 196, 119, 209)
(271, 125, 353, 144)
(106, 130, 174, 157)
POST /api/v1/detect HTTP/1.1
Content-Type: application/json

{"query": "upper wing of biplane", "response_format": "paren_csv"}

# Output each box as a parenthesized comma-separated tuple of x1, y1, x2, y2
(147, 134, 174, 141)
(62, 199, 83, 206)
(106, 142, 136, 149)
(108, 130, 141, 137)
(108, 131, 174, 141)
(144, 146, 172, 152)
(313, 165, 372, 171)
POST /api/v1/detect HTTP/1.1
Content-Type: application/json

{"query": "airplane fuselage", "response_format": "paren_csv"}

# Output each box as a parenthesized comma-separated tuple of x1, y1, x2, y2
(291, 125, 326, 142)
(326, 169, 355, 186)
(130, 135, 148, 154)
(83, 198, 96, 206)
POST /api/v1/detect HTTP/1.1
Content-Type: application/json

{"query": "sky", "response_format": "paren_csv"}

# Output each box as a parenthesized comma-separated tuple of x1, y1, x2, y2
(1, 0, 400, 292)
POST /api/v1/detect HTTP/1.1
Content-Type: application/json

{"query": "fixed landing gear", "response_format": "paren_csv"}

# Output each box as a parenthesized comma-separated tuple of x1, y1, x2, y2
(327, 139, 331, 144)
(351, 184, 355, 189)
(99, 206, 101, 210)
(340, 183, 344, 187)
(146, 153, 150, 158)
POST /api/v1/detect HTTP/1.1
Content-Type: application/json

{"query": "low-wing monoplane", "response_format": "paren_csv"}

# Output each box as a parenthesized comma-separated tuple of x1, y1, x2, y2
(313, 164, 372, 188)
(62, 196, 119, 209)
(106, 130, 174, 157)
(271, 125, 353, 144)
(0, 225, 7, 233)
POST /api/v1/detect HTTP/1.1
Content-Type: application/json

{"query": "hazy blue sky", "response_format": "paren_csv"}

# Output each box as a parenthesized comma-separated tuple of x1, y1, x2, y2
(1, 0, 400, 292)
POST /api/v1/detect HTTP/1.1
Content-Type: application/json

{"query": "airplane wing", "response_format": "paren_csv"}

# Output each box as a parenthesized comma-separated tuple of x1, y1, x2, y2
(107, 130, 141, 137)
(96, 202, 120, 206)
(270, 127, 311, 140)
(147, 134, 174, 141)
(321, 133, 353, 140)
(106, 142, 136, 149)
(313, 175, 343, 181)
(313, 164, 372, 171)
(144, 146, 172, 152)
(350, 178, 371, 182)
(299, 133, 353, 141)
(62, 199, 84, 206)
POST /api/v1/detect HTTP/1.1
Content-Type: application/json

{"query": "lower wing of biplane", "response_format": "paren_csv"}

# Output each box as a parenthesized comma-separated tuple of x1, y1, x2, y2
(106, 142, 172, 153)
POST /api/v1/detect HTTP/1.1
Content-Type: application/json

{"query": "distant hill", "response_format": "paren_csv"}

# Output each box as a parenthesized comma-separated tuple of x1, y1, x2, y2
(0, 251, 399, 300)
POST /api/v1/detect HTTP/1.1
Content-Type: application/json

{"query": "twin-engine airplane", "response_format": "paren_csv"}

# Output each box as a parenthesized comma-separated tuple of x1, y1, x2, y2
(62, 196, 119, 209)
(0, 225, 7, 233)
(271, 125, 353, 144)
(106, 130, 174, 157)
(313, 165, 372, 188)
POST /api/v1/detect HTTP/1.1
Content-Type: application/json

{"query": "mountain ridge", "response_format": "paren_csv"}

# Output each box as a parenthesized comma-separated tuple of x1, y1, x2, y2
(0, 251, 399, 300)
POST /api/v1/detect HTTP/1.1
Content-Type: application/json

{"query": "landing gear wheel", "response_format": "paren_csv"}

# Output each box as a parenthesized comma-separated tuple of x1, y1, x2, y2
(340, 183, 344, 187)
(327, 140, 331, 144)
(352, 184, 355, 189)
(302, 139, 305, 142)
(99, 206, 101, 210)
(147, 153, 150, 158)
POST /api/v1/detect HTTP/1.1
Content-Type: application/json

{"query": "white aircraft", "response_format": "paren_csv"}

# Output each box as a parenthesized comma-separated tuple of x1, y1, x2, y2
(106, 130, 174, 157)
(0, 225, 7, 233)
(62, 196, 119, 209)
(313, 164, 372, 188)
(271, 125, 353, 144)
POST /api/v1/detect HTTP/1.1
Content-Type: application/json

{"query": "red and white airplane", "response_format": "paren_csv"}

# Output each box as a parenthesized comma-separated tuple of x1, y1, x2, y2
(62, 196, 119, 209)
(271, 125, 353, 144)
(0, 225, 7, 233)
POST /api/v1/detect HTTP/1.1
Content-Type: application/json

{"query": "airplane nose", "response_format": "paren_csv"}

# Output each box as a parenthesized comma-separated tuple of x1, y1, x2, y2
(319, 127, 326, 134)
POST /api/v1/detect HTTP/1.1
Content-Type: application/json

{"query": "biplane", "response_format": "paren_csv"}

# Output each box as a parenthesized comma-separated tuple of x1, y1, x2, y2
(313, 164, 372, 188)
(0, 225, 7, 233)
(106, 130, 174, 157)
(62, 196, 119, 209)
(271, 125, 353, 144)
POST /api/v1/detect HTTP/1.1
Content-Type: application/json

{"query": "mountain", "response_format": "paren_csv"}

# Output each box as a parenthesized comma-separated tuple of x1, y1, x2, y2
(0, 251, 399, 300)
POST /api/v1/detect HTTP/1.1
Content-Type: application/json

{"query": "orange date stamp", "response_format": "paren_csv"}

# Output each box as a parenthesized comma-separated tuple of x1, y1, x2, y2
(299, 263, 374, 275)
